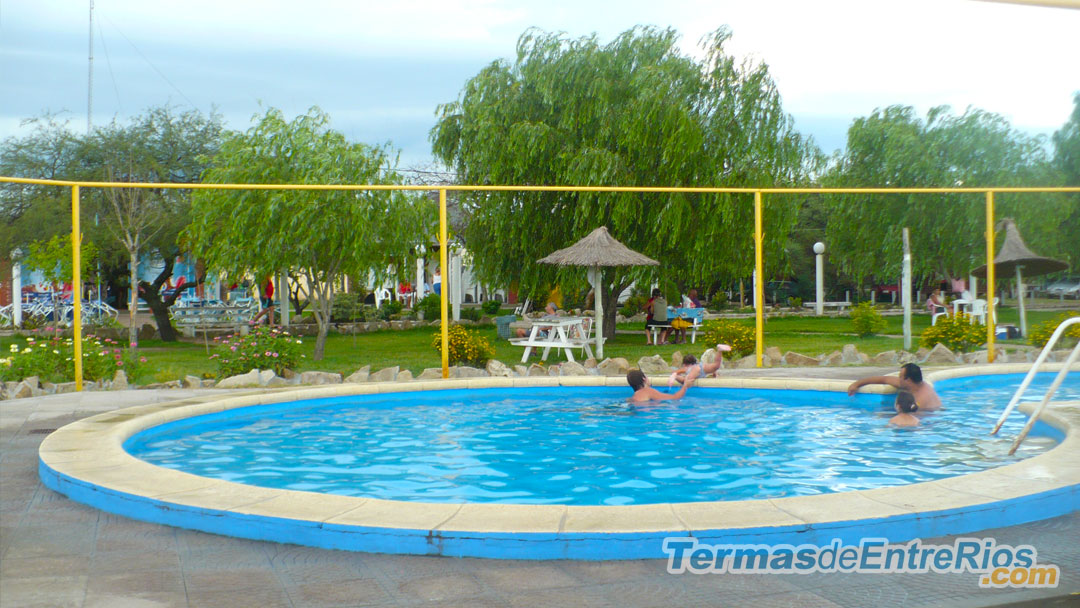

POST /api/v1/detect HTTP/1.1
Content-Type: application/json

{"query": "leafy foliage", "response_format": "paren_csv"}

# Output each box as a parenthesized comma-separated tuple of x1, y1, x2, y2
(331, 292, 367, 322)
(700, 319, 755, 358)
(431, 325, 494, 367)
(209, 326, 303, 378)
(481, 300, 502, 315)
(850, 302, 887, 337)
(431, 27, 816, 339)
(620, 294, 649, 318)
(417, 293, 442, 320)
(1, 333, 147, 383)
(1027, 311, 1080, 348)
(920, 313, 986, 352)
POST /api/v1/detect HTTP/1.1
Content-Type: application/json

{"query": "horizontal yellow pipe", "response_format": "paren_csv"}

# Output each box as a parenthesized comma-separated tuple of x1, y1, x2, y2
(2, 175, 1078, 195)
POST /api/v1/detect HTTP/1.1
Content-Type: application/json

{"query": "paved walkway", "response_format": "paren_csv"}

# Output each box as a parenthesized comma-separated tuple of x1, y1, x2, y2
(2, 381, 1077, 607)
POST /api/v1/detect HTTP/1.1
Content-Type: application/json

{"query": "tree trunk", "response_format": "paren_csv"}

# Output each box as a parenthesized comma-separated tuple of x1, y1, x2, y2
(128, 251, 138, 349)
(137, 255, 181, 342)
(313, 320, 329, 361)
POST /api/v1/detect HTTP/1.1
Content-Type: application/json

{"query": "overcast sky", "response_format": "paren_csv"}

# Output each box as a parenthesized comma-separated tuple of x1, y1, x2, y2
(2, 0, 1077, 169)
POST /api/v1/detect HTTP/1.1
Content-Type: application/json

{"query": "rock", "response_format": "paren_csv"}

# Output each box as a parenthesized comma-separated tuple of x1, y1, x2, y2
(22, 376, 40, 389)
(841, 344, 862, 365)
(164, 380, 182, 389)
(397, 370, 414, 382)
(182, 375, 203, 389)
(345, 365, 371, 383)
(54, 382, 77, 394)
(140, 382, 166, 390)
(42, 382, 57, 394)
(670, 351, 684, 368)
(858, 353, 870, 364)
(12, 381, 33, 399)
(257, 370, 279, 386)
(300, 371, 343, 385)
(369, 367, 398, 382)
(637, 355, 671, 375)
(734, 355, 758, 369)
(898, 351, 919, 364)
(871, 350, 898, 366)
(112, 370, 129, 390)
(280, 368, 298, 380)
(201, 379, 217, 388)
(138, 323, 157, 341)
(783, 352, 820, 367)
(417, 368, 444, 380)
(513, 365, 528, 377)
(548, 365, 561, 376)
(527, 363, 547, 377)
(265, 376, 289, 387)
(701, 348, 717, 365)
(560, 361, 588, 376)
(916, 347, 930, 360)
(765, 347, 783, 362)
(821, 351, 843, 366)
(596, 358, 631, 376)
(583, 358, 598, 369)
(486, 360, 512, 377)
(921, 343, 960, 365)
(452, 366, 486, 378)
(216, 370, 261, 388)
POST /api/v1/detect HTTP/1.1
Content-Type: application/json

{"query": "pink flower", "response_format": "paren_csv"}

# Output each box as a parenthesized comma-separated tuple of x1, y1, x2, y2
(114, 353, 122, 360)
(139, 357, 147, 363)
(116, 361, 123, 366)
(272, 352, 279, 358)
(129, 342, 137, 348)
(230, 346, 237, 351)
(113, 349, 121, 355)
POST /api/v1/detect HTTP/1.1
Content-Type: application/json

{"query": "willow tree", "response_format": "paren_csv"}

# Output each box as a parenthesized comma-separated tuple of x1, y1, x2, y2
(184, 107, 432, 360)
(431, 27, 815, 337)
(823, 105, 1073, 289)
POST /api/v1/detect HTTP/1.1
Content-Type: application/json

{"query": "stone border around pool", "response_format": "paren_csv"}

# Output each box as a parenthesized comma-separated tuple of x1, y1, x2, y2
(39, 364, 1080, 560)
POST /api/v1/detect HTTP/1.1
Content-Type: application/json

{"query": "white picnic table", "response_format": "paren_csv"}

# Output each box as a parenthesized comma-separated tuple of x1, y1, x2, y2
(510, 316, 593, 363)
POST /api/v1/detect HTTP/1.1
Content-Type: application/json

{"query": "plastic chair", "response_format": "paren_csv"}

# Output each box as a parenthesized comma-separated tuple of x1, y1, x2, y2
(930, 305, 949, 325)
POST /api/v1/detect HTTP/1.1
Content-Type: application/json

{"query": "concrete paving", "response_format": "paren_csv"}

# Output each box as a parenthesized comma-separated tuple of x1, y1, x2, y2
(2, 384, 1077, 607)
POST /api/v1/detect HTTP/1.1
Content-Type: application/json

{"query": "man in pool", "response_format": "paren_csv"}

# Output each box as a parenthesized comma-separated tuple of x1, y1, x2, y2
(889, 390, 920, 427)
(847, 363, 942, 411)
(627, 367, 700, 402)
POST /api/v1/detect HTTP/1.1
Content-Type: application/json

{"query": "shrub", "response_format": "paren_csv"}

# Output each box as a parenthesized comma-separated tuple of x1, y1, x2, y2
(700, 319, 755, 358)
(789, 296, 803, 308)
(850, 302, 887, 337)
(210, 326, 303, 378)
(431, 324, 495, 367)
(920, 312, 986, 353)
(331, 292, 366, 322)
(417, 293, 442, 320)
(707, 290, 729, 312)
(376, 299, 403, 321)
(1, 333, 147, 383)
(481, 299, 502, 315)
(619, 294, 648, 318)
(1028, 311, 1080, 348)
(460, 307, 483, 322)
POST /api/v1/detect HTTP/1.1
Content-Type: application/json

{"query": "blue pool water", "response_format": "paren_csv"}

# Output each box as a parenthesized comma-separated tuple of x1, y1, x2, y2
(125, 373, 1077, 505)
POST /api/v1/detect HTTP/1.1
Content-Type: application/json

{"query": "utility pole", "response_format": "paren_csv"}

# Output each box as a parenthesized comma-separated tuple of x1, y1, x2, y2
(87, 0, 94, 133)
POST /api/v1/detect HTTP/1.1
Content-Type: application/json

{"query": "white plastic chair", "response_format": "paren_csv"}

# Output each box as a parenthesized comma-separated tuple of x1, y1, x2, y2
(374, 287, 392, 309)
(930, 305, 949, 326)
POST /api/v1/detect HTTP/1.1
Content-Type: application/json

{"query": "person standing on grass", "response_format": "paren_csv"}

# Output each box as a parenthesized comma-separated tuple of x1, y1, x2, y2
(250, 276, 275, 326)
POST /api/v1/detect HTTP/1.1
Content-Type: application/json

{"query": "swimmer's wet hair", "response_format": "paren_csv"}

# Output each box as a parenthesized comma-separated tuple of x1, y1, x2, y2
(682, 354, 697, 366)
(901, 363, 922, 384)
(627, 369, 647, 391)
(896, 390, 918, 413)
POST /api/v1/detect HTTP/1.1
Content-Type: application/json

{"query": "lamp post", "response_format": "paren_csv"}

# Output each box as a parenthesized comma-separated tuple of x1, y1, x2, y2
(813, 242, 825, 316)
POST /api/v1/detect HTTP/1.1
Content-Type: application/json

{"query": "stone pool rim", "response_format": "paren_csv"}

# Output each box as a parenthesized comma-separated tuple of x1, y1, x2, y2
(38, 363, 1080, 560)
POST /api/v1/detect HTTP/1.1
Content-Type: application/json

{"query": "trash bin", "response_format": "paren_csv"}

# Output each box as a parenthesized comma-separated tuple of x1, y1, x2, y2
(496, 315, 517, 339)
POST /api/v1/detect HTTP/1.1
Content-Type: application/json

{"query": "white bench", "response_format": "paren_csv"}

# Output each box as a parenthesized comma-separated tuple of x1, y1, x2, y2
(802, 301, 852, 314)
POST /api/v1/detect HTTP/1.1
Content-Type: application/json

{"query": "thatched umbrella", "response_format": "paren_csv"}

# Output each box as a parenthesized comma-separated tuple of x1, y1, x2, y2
(972, 218, 1069, 337)
(538, 227, 659, 358)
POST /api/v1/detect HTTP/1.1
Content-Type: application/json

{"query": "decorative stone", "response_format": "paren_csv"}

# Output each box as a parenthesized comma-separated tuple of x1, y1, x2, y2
(280, 368, 298, 380)
(164, 380, 182, 389)
(513, 365, 529, 377)
(201, 379, 217, 388)
(921, 344, 959, 365)
(369, 366, 399, 382)
(397, 370, 414, 382)
(23, 376, 40, 389)
(486, 360, 512, 377)
(637, 355, 671, 375)
(670, 351, 683, 368)
(859, 353, 870, 364)
(183, 375, 203, 389)
(265, 375, 289, 387)
(765, 347, 783, 362)
(216, 370, 261, 388)
(112, 370, 129, 390)
(257, 370, 279, 385)
(916, 347, 930, 359)
(841, 344, 862, 365)
(548, 365, 561, 376)
(734, 355, 758, 369)
(701, 348, 717, 365)
(453, 366, 486, 378)
(527, 363, 547, 376)
(783, 352, 820, 367)
(417, 368, 443, 380)
(871, 350, 898, 366)
(345, 366, 371, 383)
(300, 371, 343, 385)
(596, 358, 630, 376)
(54, 382, 77, 394)
(583, 358, 598, 369)
(560, 361, 588, 376)
(140, 382, 166, 390)
(12, 381, 33, 399)
(898, 351, 919, 364)
(138, 323, 157, 341)
(821, 351, 843, 366)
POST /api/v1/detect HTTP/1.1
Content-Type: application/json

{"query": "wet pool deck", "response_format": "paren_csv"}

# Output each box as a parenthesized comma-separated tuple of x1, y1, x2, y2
(3, 368, 1079, 607)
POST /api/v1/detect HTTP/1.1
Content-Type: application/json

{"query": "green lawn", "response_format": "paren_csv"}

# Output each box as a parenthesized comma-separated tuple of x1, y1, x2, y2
(2, 306, 1072, 383)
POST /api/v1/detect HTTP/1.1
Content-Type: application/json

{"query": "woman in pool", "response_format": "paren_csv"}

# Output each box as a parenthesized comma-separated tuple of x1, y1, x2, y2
(889, 391, 919, 427)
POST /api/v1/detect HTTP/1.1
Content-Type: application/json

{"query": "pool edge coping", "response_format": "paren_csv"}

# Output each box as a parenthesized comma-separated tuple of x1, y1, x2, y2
(38, 363, 1080, 559)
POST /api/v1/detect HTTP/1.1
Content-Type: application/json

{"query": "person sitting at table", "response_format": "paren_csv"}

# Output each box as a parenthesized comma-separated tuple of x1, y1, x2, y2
(515, 302, 559, 338)
(926, 288, 948, 316)
(645, 289, 670, 345)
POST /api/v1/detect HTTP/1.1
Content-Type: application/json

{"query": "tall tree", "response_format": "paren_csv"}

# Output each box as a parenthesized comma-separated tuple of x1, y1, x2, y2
(1052, 92, 1080, 269)
(823, 105, 1073, 288)
(79, 106, 224, 342)
(184, 107, 432, 360)
(431, 27, 816, 337)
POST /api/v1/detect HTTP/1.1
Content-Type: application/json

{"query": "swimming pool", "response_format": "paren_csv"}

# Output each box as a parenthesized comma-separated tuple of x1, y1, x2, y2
(124, 374, 1073, 505)
(38, 364, 1080, 559)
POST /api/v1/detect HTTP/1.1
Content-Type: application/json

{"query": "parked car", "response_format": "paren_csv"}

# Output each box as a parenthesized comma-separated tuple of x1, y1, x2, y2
(1045, 276, 1080, 299)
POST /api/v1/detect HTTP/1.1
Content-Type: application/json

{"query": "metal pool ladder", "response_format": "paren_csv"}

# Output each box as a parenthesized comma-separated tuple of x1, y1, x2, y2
(990, 317, 1080, 455)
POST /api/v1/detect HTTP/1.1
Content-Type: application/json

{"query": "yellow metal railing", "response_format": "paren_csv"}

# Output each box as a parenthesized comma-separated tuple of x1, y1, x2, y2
(2, 175, 1078, 388)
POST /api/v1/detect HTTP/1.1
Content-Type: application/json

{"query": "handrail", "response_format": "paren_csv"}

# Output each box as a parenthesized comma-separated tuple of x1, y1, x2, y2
(991, 316, 1080, 435)
(1008, 342, 1080, 455)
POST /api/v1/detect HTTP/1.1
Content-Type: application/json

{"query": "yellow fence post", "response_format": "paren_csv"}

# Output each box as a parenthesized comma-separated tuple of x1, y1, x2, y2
(72, 185, 83, 391)
(439, 188, 450, 379)
(986, 191, 996, 362)
(754, 191, 764, 367)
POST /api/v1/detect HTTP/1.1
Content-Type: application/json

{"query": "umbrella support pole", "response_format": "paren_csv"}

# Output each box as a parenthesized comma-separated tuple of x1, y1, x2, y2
(1016, 265, 1026, 338)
